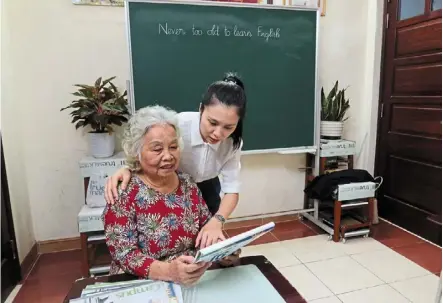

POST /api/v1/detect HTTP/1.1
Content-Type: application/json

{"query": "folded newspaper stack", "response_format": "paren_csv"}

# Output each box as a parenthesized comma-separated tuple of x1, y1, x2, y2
(69, 279, 183, 303)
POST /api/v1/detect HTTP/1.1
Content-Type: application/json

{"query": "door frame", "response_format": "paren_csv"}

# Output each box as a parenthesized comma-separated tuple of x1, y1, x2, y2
(1, 134, 22, 300)
(358, 0, 385, 175)
(374, 0, 390, 176)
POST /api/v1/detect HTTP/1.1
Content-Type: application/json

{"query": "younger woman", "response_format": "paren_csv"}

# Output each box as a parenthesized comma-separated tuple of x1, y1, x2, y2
(105, 73, 247, 250)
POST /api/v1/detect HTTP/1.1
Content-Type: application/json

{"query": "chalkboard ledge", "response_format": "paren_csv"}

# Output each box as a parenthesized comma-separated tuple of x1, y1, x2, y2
(241, 146, 317, 155)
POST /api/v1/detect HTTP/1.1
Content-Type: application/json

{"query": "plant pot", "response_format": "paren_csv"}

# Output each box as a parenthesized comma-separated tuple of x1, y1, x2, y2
(88, 132, 115, 158)
(320, 121, 344, 139)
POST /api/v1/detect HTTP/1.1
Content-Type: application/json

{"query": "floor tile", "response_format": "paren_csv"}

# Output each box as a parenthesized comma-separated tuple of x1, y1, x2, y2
(392, 242, 442, 275)
(222, 230, 229, 239)
(279, 264, 333, 301)
(372, 220, 424, 248)
(223, 218, 263, 230)
(390, 274, 440, 303)
(272, 220, 312, 233)
(305, 256, 384, 294)
(351, 248, 432, 283)
(338, 284, 409, 303)
(281, 235, 347, 263)
(308, 296, 341, 303)
(241, 242, 301, 268)
(263, 214, 300, 224)
(300, 219, 327, 235)
(13, 271, 81, 303)
(272, 230, 318, 241)
(225, 226, 279, 246)
(272, 220, 318, 241)
(27, 250, 83, 280)
(338, 237, 389, 255)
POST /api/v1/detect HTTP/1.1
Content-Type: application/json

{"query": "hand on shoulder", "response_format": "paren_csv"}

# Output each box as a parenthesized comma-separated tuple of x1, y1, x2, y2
(104, 167, 133, 204)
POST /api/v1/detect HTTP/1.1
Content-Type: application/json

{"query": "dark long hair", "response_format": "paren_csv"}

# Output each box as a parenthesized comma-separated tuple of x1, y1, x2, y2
(201, 73, 247, 150)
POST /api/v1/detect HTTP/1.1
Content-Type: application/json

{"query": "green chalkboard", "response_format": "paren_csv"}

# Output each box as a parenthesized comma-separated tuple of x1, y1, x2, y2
(127, 0, 318, 151)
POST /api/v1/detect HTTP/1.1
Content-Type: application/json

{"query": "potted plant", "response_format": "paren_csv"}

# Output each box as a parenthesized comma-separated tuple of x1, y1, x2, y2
(61, 76, 130, 158)
(320, 80, 350, 139)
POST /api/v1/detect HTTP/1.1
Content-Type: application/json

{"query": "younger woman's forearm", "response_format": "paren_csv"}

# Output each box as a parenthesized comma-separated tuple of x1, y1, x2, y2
(216, 193, 239, 218)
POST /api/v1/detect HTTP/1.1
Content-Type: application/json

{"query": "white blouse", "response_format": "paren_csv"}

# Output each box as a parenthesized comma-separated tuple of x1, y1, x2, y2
(176, 112, 242, 194)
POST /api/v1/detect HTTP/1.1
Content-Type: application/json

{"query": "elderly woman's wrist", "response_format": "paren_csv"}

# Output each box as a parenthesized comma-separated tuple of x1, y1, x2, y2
(149, 260, 174, 282)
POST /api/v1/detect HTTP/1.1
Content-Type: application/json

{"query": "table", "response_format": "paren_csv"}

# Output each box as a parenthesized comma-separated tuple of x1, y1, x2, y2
(64, 255, 306, 303)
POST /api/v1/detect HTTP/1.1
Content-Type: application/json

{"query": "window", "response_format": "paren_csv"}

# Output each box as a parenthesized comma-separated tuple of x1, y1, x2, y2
(398, 0, 425, 20)
(432, 0, 442, 11)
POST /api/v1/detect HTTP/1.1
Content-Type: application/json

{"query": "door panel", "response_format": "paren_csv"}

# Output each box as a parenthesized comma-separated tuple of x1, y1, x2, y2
(387, 156, 441, 214)
(381, 195, 441, 245)
(390, 105, 441, 136)
(396, 18, 442, 55)
(393, 64, 442, 94)
(376, 0, 442, 245)
(387, 133, 441, 164)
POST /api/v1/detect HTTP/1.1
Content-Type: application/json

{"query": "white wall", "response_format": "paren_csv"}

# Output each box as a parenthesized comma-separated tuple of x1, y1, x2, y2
(2, 0, 37, 262)
(319, 0, 383, 171)
(2, 0, 129, 243)
(2, 0, 383, 245)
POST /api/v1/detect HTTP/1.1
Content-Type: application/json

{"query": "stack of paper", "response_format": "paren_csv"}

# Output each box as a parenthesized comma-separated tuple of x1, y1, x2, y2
(70, 279, 183, 303)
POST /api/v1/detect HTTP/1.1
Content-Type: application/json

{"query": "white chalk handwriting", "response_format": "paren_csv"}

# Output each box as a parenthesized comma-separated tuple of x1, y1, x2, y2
(157, 23, 281, 42)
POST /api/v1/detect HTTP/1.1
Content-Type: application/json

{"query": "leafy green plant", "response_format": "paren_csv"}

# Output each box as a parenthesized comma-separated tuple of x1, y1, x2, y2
(61, 76, 130, 133)
(321, 81, 350, 122)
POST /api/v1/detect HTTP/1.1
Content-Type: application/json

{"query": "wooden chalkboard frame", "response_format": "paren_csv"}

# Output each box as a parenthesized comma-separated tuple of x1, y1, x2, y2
(124, 0, 320, 155)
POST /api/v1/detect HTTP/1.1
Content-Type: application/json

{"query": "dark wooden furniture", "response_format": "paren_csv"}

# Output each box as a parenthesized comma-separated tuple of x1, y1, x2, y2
(332, 198, 375, 243)
(303, 141, 375, 243)
(375, 0, 442, 245)
(63, 255, 307, 303)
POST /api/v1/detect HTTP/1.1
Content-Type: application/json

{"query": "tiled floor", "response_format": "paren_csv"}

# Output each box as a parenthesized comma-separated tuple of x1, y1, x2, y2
(244, 235, 440, 302)
(9, 218, 442, 303)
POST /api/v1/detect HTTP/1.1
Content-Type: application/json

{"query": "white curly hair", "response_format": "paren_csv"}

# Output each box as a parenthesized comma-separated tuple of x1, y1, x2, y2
(122, 105, 183, 171)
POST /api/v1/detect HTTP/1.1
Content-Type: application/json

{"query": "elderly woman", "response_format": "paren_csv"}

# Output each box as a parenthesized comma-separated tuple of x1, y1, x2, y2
(103, 105, 239, 286)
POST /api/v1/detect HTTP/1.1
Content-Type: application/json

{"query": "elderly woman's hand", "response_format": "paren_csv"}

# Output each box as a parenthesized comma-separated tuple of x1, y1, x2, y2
(196, 218, 226, 249)
(168, 256, 211, 286)
(218, 249, 241, 267)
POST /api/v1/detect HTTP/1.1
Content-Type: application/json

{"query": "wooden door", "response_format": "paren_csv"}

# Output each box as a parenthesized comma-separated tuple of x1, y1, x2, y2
(376, 0, 442, 245)
(1, 135, 21, 302)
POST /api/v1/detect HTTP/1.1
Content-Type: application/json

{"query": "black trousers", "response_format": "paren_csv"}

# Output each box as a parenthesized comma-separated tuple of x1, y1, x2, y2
(196, 177, 221, 215)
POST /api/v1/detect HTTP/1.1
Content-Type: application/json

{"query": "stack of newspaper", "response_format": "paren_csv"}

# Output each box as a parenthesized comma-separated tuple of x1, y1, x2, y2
(69, 279, 183, 303)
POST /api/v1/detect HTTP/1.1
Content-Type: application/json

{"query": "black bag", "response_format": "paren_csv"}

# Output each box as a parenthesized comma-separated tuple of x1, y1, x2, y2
(304, 169, 375, 200)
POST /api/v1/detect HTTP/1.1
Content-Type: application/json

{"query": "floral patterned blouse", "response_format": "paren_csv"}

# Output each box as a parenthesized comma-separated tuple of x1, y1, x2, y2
(103, 171, 211, 278)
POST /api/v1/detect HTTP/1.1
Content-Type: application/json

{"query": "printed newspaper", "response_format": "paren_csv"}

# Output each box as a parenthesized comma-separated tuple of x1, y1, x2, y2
(69, 280, 183, 303)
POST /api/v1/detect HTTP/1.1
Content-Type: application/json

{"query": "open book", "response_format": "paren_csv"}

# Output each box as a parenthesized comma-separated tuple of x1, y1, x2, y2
(194, 222, 275, 263)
